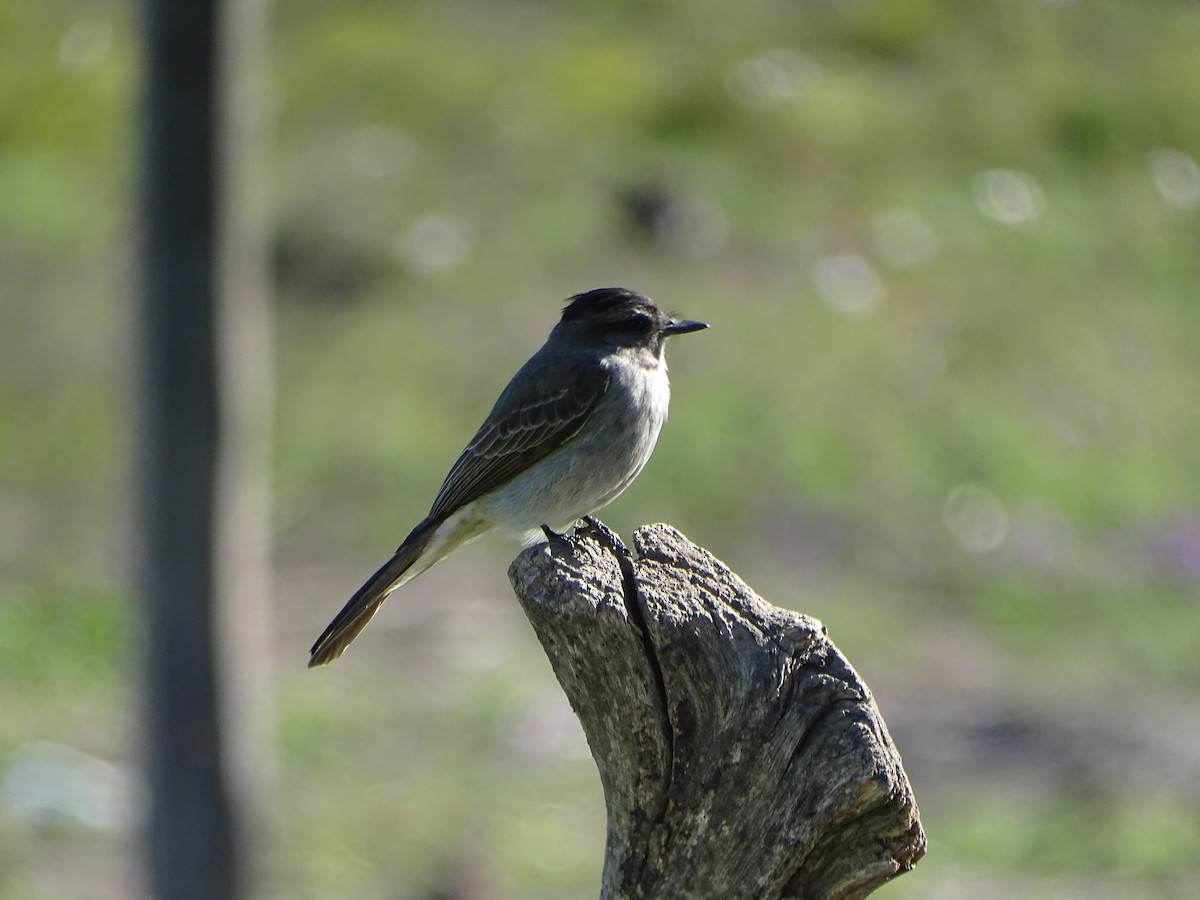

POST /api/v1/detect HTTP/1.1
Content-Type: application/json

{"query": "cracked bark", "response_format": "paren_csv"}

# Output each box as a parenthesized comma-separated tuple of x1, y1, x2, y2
(508, 524, 925, 900)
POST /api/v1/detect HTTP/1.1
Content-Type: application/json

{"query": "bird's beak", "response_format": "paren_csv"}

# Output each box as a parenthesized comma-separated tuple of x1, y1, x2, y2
(662, 318, 708, 337)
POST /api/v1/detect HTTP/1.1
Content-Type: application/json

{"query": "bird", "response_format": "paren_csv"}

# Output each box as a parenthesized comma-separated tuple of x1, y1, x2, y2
(308, 287, 707, 667)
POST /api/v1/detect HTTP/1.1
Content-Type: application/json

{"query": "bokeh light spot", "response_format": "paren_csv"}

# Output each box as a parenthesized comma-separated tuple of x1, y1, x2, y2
(393, 214, 473, 276)
(944, 483, 1009, 553)
(1147, 148, 1200, 211)
(811, 253, 885, 315)
(57, 19, 112, 75)
(971, 168, 1045, 225)
(724, 49, 821, 110)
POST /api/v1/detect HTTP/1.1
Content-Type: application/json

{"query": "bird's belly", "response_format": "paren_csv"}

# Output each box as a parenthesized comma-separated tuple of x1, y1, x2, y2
(481, 363, 669, 535)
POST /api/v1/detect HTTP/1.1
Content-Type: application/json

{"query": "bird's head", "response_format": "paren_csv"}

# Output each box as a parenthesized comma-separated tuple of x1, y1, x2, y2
(554, 287, 707, 355)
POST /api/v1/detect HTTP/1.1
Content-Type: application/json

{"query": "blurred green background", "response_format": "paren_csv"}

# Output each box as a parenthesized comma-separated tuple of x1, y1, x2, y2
(4, 0, 1200, 897)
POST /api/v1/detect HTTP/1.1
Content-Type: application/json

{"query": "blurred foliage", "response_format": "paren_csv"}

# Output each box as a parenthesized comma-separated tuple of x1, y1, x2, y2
(4, 0, 1200, 897)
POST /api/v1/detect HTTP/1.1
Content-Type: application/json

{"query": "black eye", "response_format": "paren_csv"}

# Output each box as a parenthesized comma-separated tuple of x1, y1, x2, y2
(621, 312, 654, 333)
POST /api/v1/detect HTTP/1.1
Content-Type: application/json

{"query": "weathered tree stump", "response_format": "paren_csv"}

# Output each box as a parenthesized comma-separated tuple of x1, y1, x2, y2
(508, 523, 925, 900)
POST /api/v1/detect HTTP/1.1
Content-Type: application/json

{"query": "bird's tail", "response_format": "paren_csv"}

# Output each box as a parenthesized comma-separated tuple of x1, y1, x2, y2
(308, 518, 440, 668)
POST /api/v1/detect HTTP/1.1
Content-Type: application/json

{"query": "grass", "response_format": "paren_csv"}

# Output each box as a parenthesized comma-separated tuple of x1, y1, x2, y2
(4, 0, 1200, 896)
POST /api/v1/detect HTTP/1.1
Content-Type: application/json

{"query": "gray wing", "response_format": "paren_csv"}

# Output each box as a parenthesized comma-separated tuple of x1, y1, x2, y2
(427, 354, 610, 522)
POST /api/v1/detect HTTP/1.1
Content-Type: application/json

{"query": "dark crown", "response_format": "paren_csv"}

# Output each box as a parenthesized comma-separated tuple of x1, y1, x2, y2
(560, 287, 656, 322)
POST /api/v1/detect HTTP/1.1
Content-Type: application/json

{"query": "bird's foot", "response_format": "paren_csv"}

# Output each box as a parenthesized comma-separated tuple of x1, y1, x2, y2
(577, 515, 632, 559)
(540, 523, 575, 553)
(541, 518, 632, 561)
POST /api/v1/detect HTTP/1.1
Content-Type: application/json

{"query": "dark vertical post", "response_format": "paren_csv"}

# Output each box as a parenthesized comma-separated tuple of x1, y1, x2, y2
(138, 0, 272, 897)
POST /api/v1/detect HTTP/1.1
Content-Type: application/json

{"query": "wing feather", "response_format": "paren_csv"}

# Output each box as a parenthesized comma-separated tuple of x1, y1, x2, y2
(428, 357, 609, 522)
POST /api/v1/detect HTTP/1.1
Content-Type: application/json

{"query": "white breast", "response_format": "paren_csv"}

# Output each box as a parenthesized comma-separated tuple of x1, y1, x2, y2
(482, 348, 672, 536)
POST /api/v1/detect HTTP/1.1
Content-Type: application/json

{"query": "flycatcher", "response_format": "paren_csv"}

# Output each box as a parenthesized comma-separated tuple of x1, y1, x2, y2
(308, 287, 707, 667)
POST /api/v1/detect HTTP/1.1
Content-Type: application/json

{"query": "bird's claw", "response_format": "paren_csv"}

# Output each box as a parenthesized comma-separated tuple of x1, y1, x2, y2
(577, 515, 632, 559)
(540, 523, 576, 553)
(540, 517, 632, 561)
